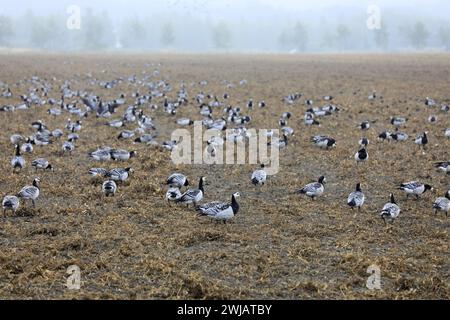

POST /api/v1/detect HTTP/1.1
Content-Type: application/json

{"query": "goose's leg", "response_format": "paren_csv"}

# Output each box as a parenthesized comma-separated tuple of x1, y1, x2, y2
(32, 199, 36, 208)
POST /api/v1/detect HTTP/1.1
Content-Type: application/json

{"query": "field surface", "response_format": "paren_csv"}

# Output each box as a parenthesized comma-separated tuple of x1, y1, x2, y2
(0, 53, 448, 299)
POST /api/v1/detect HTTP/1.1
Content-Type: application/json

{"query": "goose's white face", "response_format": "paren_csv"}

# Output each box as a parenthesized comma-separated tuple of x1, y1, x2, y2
(233, 192, 241, 197)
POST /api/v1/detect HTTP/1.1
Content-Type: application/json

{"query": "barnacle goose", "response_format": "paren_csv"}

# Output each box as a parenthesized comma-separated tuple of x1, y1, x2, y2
(445, 128, 450, 138)
(106, 167, 133, 182)
(134, 134, 155, 144)
(110, 149, 137, 161)
(176, 177, 206, 207)
(397, 181, 433, 200)
(433, 191, 450, 217)
(167, 173, 189, 188)
(296, 176, 326, 200)
(10, 134, 24, 145)
(428, 115, 437, 123)
(197, 192, 240, 224)
(117, 130, 135, 140)
(32, 158, 53, 171)
(17, 178, 40, 207)
(435, 161, 450, 174)
(358, 121, 371, 130)
(441, 104, 449, 112)
(415, 132, 428, 148)
(269, 134, 288, 149)
(347, 183, 365, 211)
(102, 180, 117, 197)
(163, 140, 178, 151)
(425, 97, 436, 106)
(355, 147, 369, 163)
(176, 118, 194, 126)
(89, 147, 112, 161)
(108, 119, 124, 128)
(166, 188, 182, 203)
(391, 129, 408, 142)
(281, 126, 294, 137)
(52, 129, 64, 139)
(89, 168, 107, 177)
(2, 195, 19, 217)
(359, 138, 369, 147)
(391, 117, 407, 127)
(304, 112, 320, 126)
(381, 194, 400, 224)
(378, 131, 392, 141)
(251, 164, 267, 185)
(47, 108, 62, 116)
(11, 145, 25, 172)
(311, 136, 336, 149)
(62, 139, 75, 153)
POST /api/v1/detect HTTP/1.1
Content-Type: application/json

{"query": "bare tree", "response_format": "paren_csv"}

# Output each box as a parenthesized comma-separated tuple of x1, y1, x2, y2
(0, 15, 13, 46)
(438, 26, 450, 51)
(408, 22, 429, 49)
(212, 22, 231, 49)
(161, 22, 175, 47)
(336, 24, 351, 50)
(374, 23, 389, 50)
(292, 22, 308, 52)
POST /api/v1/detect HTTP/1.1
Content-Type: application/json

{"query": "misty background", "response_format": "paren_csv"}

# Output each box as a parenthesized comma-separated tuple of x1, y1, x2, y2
(0, 0, 449, 53)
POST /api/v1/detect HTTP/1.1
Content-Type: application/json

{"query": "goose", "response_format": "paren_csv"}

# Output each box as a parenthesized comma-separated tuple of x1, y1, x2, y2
(67, 131, 80, 142)
(281, 126, 294, 137)
(347, 183, 365, 211)
(166, 187, 182, 203)
(176, 177, 206, 207)
(62, 139, 75, 153)
(176, 118, 194, 126)
(102, 180, 117, 197)
(355, 147, 369, 163)
(434, 161, 450, 174)
(304, 112, 320, 126)
(296, 176, 326, 200)
(52, 129, 64, 139)
(425, 97, 436, 106)
(445, 128, 450, 138)
(2, 195, 19, 217)
(1, 87, 12, 98)
(32, 158, 53, 171)
(432, 191, 450, 217)
(428, 115, 437, 123)
(323, 95, 333, 101)
(247, 99, 253, 109)
(358, 121, 371, 130)
(163, 140, 178, 151)
(110, 149, 137, 161)
(17, 178, 40, 207)
(378, 131, 392, 141)
(197, 192, 240, 224)
(397, 181, 433, 200)
(105, 167, 133, 183)
(108, 119, 124, 128)
(251, 164, 267, 185)
(117, 130, 135, 140)
(47, 108, 62, 116)
(89, 168, 107, 177)
(89, 147, 112, 161)
(134, 134, 155, 144)
(10, 134, 24, 145)
(359, 137, 369, 147)
(391, 117, 407, 127)
(281, 112, 292, 120)
(258, 101, 266, 108)
(167, 173, 189, 188)
(311, 136, 336, 149)
(380, 194, 400, 224)
(415, 132, 428, 148)
(269, 134, 288, 149)
(11, 145, 25, 172)
(441, 104, 449, 112)
(305, 99, 314, 106)
(391, 130, 408, 142)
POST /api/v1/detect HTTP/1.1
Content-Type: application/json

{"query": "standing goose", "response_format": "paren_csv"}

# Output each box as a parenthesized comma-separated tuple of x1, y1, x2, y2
(2, 195, 20, 217)
(380, 193, 400, 224)
(105, 167, 133, 183)
(166, 173, 189, 188)
(347, 183, 365, 211)
(11, 144, 25, 172)
(197, 192, 240, 224)
(17, 178, 40, 208)
(415, 132, 428, 148)
(102, 180, 117, 197)
(32, 158, 53, 171)
(296, 176, 326, 200)
(176, 177, 206, 207)
(432, 191, 450, 217)
(397, 181, 433, 200)
(62, 139, 75, 153)
(251, 164, 267, 185)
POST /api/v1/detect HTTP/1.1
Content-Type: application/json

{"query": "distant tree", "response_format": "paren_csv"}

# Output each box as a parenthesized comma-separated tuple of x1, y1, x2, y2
(29, 15, 60, 49)
(336, 24, 351, 50)
(408, 22, 429, 49)
(82, 9, 114, 50)
(212, 22, 231, 49)
(292, 22, 308, 52)
(121, 18, 146, 48)
(374, 23, 389, 50)
(161, 22, 175, 47)
(278, 30, 290, 50)
(0, 15, 13, 46)
(438, 26, 450, 51)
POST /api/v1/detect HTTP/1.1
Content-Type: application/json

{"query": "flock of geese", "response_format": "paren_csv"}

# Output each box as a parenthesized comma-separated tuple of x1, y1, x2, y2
(1, 71, 449, 225)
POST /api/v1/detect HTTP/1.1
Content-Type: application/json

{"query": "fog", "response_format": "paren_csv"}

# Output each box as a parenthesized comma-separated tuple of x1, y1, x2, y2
(0, 0, 449, 52)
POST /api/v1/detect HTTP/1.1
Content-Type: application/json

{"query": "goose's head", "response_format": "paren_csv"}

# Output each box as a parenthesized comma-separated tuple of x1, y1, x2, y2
(390, 193, 396, 204)
(33, 178, 41, 187)
(130, 151, 137, 158)
(233, 192, 241, 198)
(445, 190, 450, 199)
(318, 176, 327, 184)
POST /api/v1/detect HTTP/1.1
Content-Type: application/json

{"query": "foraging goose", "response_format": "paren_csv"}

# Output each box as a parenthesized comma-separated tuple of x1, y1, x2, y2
(390, 117, 407, 127)
(167, 173, 189, 188)
(2, 195, 20, 217)
(355, 147, 369, 163)
(176, 118, 194, 126)
(32, 158, 53, 171)
(47, 108, 62, 116)
(166, 188, 182, 203)
(102, 180, 117, 197)
(296, 176, 326, 200)
(17, 178, 40, 207)
(397, 181, 433, 199)
(105, 167, 133, 182)
(20, 139, 34, 153)
(176, 176, 206, 207)
(304, 112, 320, 126)
(441, 104, 449, 112)
(432, 191, 450, 217)
(89, 147, 112, 161)
(381, 194, 400, 224)
(110, 149, 137, 161)
(52, 129, 64, 139)
(415, 132, 428, 148)
(391, 130, 408, 142)
(251, 164, 267, 185)
(117, 130, 135, 140)
(197, 192, 240, 224)
(378, 131, 392, 141)
(347, 183, 365, 211)
(134, 134, 155, 144)
(10, 134, 24, 145)
(435, 161, 450, 174)
(269, 134, 288, 149)
(311, 135, 336, 149)
(163, 140, 178, 151)
(359, 137, 369, 147)
(11, 145, 25, 172)
(108, 119, 124, 128)
(89, 168, 107, 177)
(62, 139, 75, 153)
